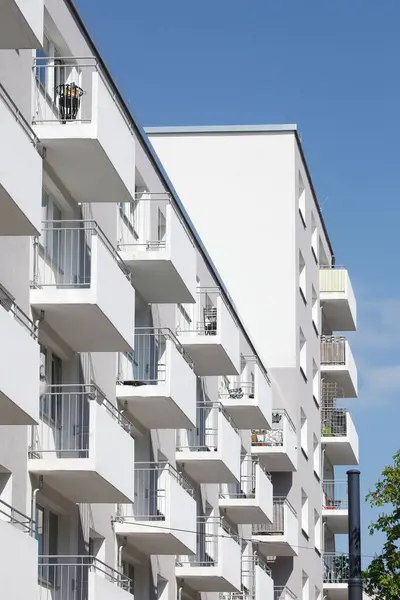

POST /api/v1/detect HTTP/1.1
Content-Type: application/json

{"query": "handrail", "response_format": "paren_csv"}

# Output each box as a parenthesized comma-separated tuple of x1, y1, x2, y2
(197, 515, 240, 543)
(0, 283, 38, 340)
(38, 554, 131, 589)
(273, 496, 297, 516)
(241, 354, 271, 385)
(133, 461, 194, 497)
(0, 499, 35, 535)
(134, 327, 194, 369)
(274, 586, 297, 600)
(200, 401, 240, 433)
(0, 81, 43, 155)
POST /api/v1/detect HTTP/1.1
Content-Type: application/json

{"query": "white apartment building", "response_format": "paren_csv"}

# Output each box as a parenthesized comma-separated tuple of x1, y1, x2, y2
(0, 4, 358, 600)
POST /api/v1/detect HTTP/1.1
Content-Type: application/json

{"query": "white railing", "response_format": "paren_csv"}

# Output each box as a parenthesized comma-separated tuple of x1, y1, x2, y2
(321, 336, 347, 365)
(0, 283, 38, 340)
(323, 552, 349, 583)
(274, 586, 297, 600)
(117, 327, 193, 385)
(219, 456, 270, 500)
(116, 462, 194, 522)
(29, 384, 131, 458)
(253, 497, 297, 536)
(38, 555, 132, 598)
(176, 402, 238, 452)
(176, 287, 236, 336)
(319, 266, 347, 294)
(251, 409, 296, 448)
(176, 516, 239, 567)
(0, 499, 34, 535)
(31, 220, 130, 289)
(321, 408, 348, 437)
(323, 480, 348, 510)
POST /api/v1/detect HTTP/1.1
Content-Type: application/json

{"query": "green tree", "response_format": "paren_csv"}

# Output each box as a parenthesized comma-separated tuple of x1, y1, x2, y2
(363, 450, 400, 599)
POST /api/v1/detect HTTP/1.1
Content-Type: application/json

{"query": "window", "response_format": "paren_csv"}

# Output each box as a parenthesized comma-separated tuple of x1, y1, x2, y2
(300, 329, 307, 380)
(122, 561, 135, 595)
(299, 251, 307, 304)
(35, 505, 45, 556)
(314, 511, 321, 553)
(312, 360, 319, 406)
(157, 208, 167, 246)
(302, 571, 310, 600)
(312, 285, 319, 333)
(300, 408, 308, 457)
(313, 434, 320, 478)
(301, 490, 309, 538)
(298, 173, 306, 227)
(311, 213, 318, 263)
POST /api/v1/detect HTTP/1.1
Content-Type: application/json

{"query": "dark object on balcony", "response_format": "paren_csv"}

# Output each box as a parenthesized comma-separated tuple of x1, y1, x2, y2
(56, 82, 84, 122)
(122, 380, 147, 387)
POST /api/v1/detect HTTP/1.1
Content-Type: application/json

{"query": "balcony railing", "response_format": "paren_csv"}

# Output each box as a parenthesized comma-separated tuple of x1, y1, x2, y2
(176, 516, 239, 567)
(319, 266, 347, 293)
(0, 283, 38, 340)
(31, 220, 131, 289)
(274, 586, 297, 600)
(321, 408, 348, 437)
(176, 402, 238, 451)
(251, 410, 296, 447)
(219, 355, 271, 401)
(29, 384, 131, 458)
(0, 81, 43, 155)
(0, 499, 35, 535)
(32, 57, 132, 131)
(253, 497, 297, 536)
(116, 462, 194, 521)
(219, 456, 270, 499)
(321, 336, 347, 365)
(323, 480, 348, 510)
(219, 554, 272, 600)
(38, 555, 132, 599)
(176, 287, 235, 336)
(117, 328, 193, 385)
(323, 553, 349, 583)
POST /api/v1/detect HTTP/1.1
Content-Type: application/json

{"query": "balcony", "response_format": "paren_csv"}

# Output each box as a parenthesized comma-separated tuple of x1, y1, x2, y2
(0, 0, 43, 49)
(274, 587, 297, 600)
(0, 84, 42, 235)
(251, 410, 297, 472)
(114, 462, 196, 555)
(176, 517, 241, 592)
(320, 336, 358, 398)
(0, 285, 40, 424)
(38, 555, 132, 600)
(218, 356, 272, 429)
(28, 384, 135, 503)
(219, 555, 273, 600)
(0, 500, 38, 600)
(116, 328, 196, 429)
(323, 480, 348, 534)
(219, 457, 273, 525)
(32, 58, 135, 204)
(117, 193, 196, 303)
(322, 408, 359, 465)
(176, 288, 240, 376)
(176, 403, 241, 483)
(253, 497, 299, 556)
(320, 267, 356, 331)
(30, 220, 135, 352)
(323, 553, 349, 600)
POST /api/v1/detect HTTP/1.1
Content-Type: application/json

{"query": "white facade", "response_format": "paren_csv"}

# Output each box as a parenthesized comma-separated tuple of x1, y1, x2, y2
(0, 5, 358, 600)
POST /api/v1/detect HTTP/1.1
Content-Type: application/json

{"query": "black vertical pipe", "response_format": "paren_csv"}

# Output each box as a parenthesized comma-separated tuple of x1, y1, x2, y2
(347, 469, 363, 600)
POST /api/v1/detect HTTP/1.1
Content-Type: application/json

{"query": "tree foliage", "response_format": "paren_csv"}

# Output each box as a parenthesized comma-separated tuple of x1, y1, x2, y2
(363, 450, 400, 599)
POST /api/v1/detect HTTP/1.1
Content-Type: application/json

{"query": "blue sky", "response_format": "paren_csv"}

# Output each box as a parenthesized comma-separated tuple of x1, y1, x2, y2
(74, 0, 400, 563)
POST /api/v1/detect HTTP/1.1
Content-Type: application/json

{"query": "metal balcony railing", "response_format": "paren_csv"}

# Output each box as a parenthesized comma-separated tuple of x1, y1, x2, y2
(176, 287, 236, 337)
(38, 555, 132, 599)
(219, 555, 272, 600)
(320, 336, 347, 366)
(117, 327, 193, 386)
(323, 480, 348, 510)
(253, 497, 297, 536)
(31, 220, 130, 289)
(29, 384, 131, 459)
(319, 266, 347, 294)
(116, 461, 194, 522)
(176, 402, 238, 452)
(219, 456, 271, 500)
(251, 409, 296, 448)
(323, 553, 349, 583)
(0, 499, 35, 535)
(274, 586, 297, 600)
(218, 356, 271, 402)
(176, 516, 239, 567)
(0, 81, 43, 155)
(321, 408, 348, 437)
(0, 283, 38, 340)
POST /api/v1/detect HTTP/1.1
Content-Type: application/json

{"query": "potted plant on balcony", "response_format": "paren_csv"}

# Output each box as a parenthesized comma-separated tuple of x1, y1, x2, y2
(56, 82, 84, 122)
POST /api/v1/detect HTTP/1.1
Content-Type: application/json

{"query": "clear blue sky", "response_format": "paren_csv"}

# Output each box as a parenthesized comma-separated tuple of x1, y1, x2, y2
(74, 0, 400, 564)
